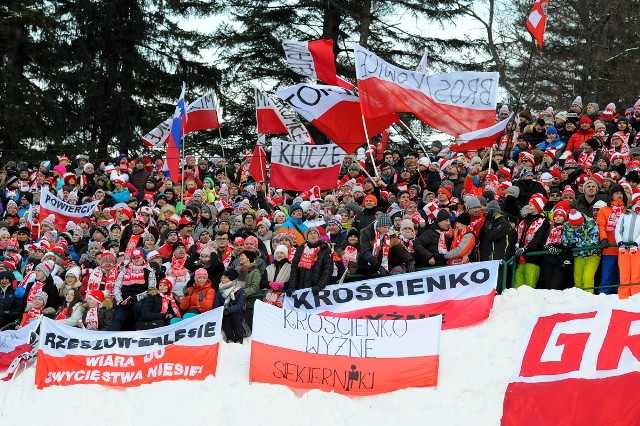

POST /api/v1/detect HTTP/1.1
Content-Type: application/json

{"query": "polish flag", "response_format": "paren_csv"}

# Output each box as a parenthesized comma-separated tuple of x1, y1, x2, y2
(502, 308, 640, 425)
(450, 113, 513, 152)
(143, 92, 221, 148)
(247, 135, 268, 183)
(38, 188, 100, 230)
(269, 138, 345, 191)
(284, 260, 499, 330)
(250, 301, 441, 396)
(254, 86, 313, 144)
(526, 0, 549, 49)
(282, 39, 353, 89)
(0, 320, 39, 381)
(276, 83, 398, 154)
(355, 44, 499, 137)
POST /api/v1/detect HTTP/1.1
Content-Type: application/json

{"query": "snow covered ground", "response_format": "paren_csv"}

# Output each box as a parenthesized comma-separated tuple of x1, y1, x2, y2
(1, 287, 638, 426)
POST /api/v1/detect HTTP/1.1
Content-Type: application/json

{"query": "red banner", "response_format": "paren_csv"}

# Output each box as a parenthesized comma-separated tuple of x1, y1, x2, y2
(502, 308, 640, 425)
(282, 39, 354, 89)
(250, 301, 440, 396)
(35, 308, 223, 389)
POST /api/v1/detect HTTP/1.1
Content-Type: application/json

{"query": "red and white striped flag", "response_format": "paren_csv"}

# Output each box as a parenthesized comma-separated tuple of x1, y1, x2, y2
(143, 92, 221, 148)
(450, 113, 513, 152)
(355, 44, 499, 137)
(526, 0, 549, 49)
(276, 83, 398, 154)
(254, 86, 313, 144)
(282, 39, 353, 89)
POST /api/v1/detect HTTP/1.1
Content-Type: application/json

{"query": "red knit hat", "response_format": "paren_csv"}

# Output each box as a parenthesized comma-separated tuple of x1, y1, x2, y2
(553, 201, 570, 219)
(529, 194, 547, 214)
(158, 278, 173, 293)
(562, 185, 576, 197)
(437, 187, 452, 199)
(568, 209, 584, 226)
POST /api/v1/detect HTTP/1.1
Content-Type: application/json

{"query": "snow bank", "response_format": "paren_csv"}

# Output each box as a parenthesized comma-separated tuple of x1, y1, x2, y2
(1, 288, 638, 426)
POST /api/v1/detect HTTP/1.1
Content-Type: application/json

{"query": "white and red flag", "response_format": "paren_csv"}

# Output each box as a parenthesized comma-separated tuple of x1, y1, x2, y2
(450, 113, 513, 152)
(526, 0, 549, 49)
(284, 260, 499, 329)
(39, 188, 100, 230)
(277, 83, 398, 154)
(502, 307, 640, 425)
(250, 301, 441, 396)
(282, 39, 353, 89)
(0, 320, 39, 381)
(354, 44, 499, 137)
(270, 138, 345, 191)
(254, 86, 313, 144)
(143, 91, 221, 148)
(35, 308, 223, 389)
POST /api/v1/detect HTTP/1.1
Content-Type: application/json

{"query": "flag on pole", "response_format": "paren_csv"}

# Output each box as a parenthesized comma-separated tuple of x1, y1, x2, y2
(254, 86, 313, 144)
(450, 113, 514, 152)
(282, 39, 353, 89)
(143, 92, 221, 148)
(526, 0, 549, 49)
(166, 83, 186, 183)
(416, 50, 429, 73)
(248, 135, 268, 183)
(354, 44, 499, 137)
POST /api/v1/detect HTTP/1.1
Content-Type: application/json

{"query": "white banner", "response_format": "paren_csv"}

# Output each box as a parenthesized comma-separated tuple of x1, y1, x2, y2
(283, 261, 499, 329)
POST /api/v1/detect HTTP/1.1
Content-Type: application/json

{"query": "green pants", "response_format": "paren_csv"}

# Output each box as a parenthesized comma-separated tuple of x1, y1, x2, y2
(574, 255, 601, 293)
(514, 263, 540, 288)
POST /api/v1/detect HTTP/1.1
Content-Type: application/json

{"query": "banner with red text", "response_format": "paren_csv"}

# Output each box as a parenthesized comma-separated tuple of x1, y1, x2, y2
(39, 188, 100, 230)
(355, 44, 498, 136)
(35, 308, 223, 389)
(282, 39, 354, 89)
(284, 261, 499, 329)
(277, 83, 398, 154)
(502, 308, 640, 425)
(250, 301, 440, 396)
(143, 92, 221, 147)
(270, 138, 345, 191)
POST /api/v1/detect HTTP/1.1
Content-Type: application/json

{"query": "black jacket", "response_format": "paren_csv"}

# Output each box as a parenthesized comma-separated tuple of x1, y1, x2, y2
(414, 222, 448, 267)
(287, 241, 332, 292)
(478, 214, 515, 261)
(137, 291, 180, 330)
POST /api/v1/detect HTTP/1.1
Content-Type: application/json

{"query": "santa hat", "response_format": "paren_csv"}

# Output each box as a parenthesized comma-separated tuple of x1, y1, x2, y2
(601, 107, 615, 120)
(529, 194, 547, 214)
(497, 167, 512, 179)
(553, 201, 570, 219)
(568, 209, 584, 226)
(87, 290, 105, 304)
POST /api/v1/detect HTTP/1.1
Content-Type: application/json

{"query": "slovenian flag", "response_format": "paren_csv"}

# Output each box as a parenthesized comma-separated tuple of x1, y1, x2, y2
(166, 83, 186, 183)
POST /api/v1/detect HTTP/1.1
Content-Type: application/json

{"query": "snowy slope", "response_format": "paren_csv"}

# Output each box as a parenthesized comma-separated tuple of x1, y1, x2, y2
(1, 287, 638, 426)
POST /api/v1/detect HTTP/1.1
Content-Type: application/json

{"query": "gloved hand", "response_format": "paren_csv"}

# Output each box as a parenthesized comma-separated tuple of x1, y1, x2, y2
(378, 266, 390, 277)
(312, 285, 322, 295)
(515, 247, 526, 257)
(269, 281, 284, 291)
(600, 238, 609, 248)
(223, 309, 229, 316)
(285, 288, 294, 297)
(14, 286, 25, 299)
(183, 286, 190, 296)
(407, 261, 416, 273)
(136, 292, 146, 302)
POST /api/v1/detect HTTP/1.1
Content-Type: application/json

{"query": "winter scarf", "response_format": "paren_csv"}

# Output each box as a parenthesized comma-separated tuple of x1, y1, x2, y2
(121, 263, 146, 286)
(372, 229, 391, 270)
(159, 292, 181, 317)
(299, 244, 321, 269)
(219, 280, 241, 308)
(85, 307, 99, 330)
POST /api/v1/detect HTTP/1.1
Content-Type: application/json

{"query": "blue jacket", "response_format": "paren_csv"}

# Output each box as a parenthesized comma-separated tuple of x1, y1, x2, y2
(538, 135, 565, 151)
(213, 287, 246, 315)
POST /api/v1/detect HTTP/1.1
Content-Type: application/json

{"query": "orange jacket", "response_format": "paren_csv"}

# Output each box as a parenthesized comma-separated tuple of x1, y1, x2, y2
(180, 280, 215, 313)
(596, 203, 625, 256)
